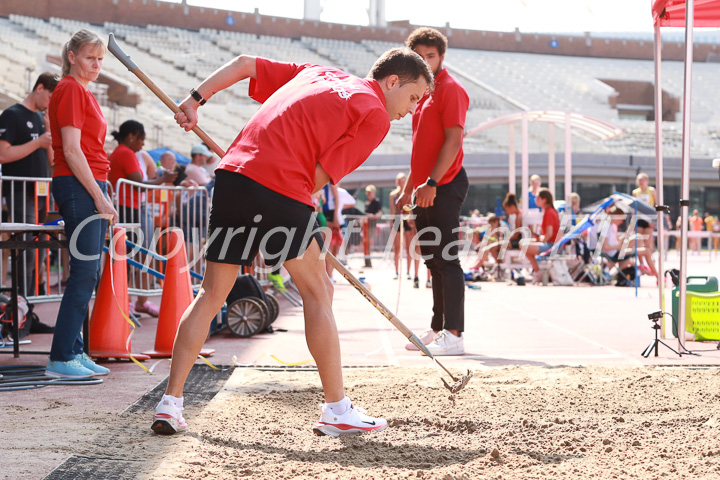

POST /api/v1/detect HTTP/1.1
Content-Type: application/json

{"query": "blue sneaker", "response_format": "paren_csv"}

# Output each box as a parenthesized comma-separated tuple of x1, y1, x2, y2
(46, 359, 94, 378)
(76, 352, 110, 376)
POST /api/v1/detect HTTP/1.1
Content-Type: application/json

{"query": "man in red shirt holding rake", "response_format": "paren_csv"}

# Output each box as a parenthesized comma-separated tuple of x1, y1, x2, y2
(152, 49, 433, 437)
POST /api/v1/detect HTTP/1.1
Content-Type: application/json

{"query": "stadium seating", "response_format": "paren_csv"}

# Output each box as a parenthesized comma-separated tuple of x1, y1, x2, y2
(2, 13, 720, 158)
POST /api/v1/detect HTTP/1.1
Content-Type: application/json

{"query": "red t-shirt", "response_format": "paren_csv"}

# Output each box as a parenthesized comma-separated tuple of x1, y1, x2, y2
(411, 68, 469, 188)
(541, 207, 561, 243)
(49, 76, 109, 181)
(108, 144, 142, 208)
(218, 57, 390, 206)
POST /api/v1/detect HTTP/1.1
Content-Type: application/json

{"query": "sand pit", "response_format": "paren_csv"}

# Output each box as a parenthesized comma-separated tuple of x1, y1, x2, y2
(117, 365, 720, 480)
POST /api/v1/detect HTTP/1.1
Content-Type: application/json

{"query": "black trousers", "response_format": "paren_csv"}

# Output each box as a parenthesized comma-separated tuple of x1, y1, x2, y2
(414, 168, 469, 333)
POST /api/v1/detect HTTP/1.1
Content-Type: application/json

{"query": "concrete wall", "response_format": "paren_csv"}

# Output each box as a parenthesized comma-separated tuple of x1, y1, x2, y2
(2, 0, 719, 62)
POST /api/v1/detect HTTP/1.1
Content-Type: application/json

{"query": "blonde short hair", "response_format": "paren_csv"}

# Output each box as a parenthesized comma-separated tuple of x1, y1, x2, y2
(365, 185, 376, 193)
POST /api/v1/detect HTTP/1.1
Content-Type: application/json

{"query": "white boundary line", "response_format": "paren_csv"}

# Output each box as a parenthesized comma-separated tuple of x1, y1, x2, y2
(395, 353, 623, 360)
(491, 298, 645, 366)
(375, 316, 399, 366)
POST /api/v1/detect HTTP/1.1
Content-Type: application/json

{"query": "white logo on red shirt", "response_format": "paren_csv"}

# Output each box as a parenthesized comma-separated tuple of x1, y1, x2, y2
(299, 70, 353, 100)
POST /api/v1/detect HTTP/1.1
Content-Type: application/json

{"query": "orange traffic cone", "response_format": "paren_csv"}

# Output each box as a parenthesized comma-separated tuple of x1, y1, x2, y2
(90, 226, 149, 360)
(144, 228, 215, 357)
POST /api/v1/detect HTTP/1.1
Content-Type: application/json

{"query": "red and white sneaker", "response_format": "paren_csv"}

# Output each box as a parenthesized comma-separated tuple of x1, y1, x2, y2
(151, 397, 187, 435)
(313, 401, 388, 437)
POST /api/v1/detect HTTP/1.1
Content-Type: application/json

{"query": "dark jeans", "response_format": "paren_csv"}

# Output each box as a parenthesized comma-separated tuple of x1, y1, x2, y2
(50, 176, 108, 362)
(414, 168, 469, 333)
(5, 192, 47, 296)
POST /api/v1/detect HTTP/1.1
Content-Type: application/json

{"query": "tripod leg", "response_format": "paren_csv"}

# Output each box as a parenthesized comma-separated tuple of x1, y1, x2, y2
(642, 341, 656, 358)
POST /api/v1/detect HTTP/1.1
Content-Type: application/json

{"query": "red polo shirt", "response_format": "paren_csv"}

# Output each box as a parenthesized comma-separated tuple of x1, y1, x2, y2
(218, 57, 390, 206)
(49, 76, 109, 181)
(410, 68, 469, 188)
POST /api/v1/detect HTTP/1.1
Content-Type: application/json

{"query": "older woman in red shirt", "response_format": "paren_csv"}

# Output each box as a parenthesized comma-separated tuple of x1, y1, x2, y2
(47, 30, 118, 378)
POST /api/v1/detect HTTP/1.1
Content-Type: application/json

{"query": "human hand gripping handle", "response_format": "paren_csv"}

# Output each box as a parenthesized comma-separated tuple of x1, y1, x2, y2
(95, 194, 119, 224)
(175, 100, 199, 132)
(116, 35, 472, 394)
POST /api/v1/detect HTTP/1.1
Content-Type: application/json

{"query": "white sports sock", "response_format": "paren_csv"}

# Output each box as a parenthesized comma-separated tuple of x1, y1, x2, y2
(163, 394, 184, 409)
(326, 396, 350, 416)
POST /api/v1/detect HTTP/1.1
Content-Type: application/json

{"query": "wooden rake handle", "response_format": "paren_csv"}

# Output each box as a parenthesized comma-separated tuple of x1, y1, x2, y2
(107, 33, 226, 157)
(107, 33, 434, 358)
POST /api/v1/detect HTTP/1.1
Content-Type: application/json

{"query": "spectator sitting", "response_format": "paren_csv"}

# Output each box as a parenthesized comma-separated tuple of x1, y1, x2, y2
(501, 192, 527, 251)
(601, 207, 658, 281)
(600, 207, 634, 272)
(570, 192, 581, 226)
(469, 214, 502, 276)
(524, 188, 561, 283)
(185, 144, 213, 186)
(158, 150, 198, 188)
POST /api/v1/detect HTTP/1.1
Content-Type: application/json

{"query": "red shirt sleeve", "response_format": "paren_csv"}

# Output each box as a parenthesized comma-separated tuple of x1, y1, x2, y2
(440, 82, 469, 130)
(249, 57, 307, 104)
(54, 80, 87, 130)
(542, 208, 561, 242)
(317, 107, 389, 185)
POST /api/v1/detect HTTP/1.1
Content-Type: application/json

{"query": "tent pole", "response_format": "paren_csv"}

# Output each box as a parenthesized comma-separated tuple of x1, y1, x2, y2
(548, 123, 556, 199)
(678, 0, 695, 353)
(521, 113, 529, 215)
(564, 112, 572, 213)
(653, 21, 666, 337)
(509, 124, 516, 194)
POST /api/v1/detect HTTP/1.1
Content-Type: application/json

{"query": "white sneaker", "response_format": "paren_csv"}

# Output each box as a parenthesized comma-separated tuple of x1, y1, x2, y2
(424, 329, 464, 356)
(152, 397, 188, 435)
(313, 401, 387, 437)
(405, 329, 436, 351)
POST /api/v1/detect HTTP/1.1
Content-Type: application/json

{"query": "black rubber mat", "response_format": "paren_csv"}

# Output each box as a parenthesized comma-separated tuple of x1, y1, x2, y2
(43, 364, 234, 480)
(43, 456, 144, 480)
(122, 364, 233, 416)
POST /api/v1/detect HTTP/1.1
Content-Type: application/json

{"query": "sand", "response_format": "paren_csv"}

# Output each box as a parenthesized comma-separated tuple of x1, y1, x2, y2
(118, 364, 720, 480)
(6, 364, 720, 479)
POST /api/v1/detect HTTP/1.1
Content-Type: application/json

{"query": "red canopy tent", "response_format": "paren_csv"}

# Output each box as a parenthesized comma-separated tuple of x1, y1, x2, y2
(651, 0, 720, 353)
(653, 0, 720, 27)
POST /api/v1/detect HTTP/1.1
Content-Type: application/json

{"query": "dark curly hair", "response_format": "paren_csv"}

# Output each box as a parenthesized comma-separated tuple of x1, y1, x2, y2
(405, 27, 448, 57)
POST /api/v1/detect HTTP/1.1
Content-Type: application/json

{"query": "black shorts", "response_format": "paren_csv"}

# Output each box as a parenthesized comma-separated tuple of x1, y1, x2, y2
(206, 170, 324, 267)
(637, 219, 651, 229)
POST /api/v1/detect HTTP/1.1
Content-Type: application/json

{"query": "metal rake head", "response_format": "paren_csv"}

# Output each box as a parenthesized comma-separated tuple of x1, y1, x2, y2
(441, 369, 473, 394)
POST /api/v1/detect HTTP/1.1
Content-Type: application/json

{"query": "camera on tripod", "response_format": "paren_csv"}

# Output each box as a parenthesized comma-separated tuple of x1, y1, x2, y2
(648, 310, 663, 321)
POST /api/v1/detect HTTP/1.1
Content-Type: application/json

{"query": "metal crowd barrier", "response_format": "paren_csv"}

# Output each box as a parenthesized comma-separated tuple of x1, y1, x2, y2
(114, 178, 210, 296)
(0, 175, 64, 303)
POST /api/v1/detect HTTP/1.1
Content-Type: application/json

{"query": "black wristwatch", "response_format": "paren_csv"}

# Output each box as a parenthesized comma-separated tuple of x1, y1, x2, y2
(426, 177, 438, 188)
(190, 88, 206, 106)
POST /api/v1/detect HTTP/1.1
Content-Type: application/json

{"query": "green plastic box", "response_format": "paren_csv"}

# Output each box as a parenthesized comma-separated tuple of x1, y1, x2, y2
(671, 276, 719, 338)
